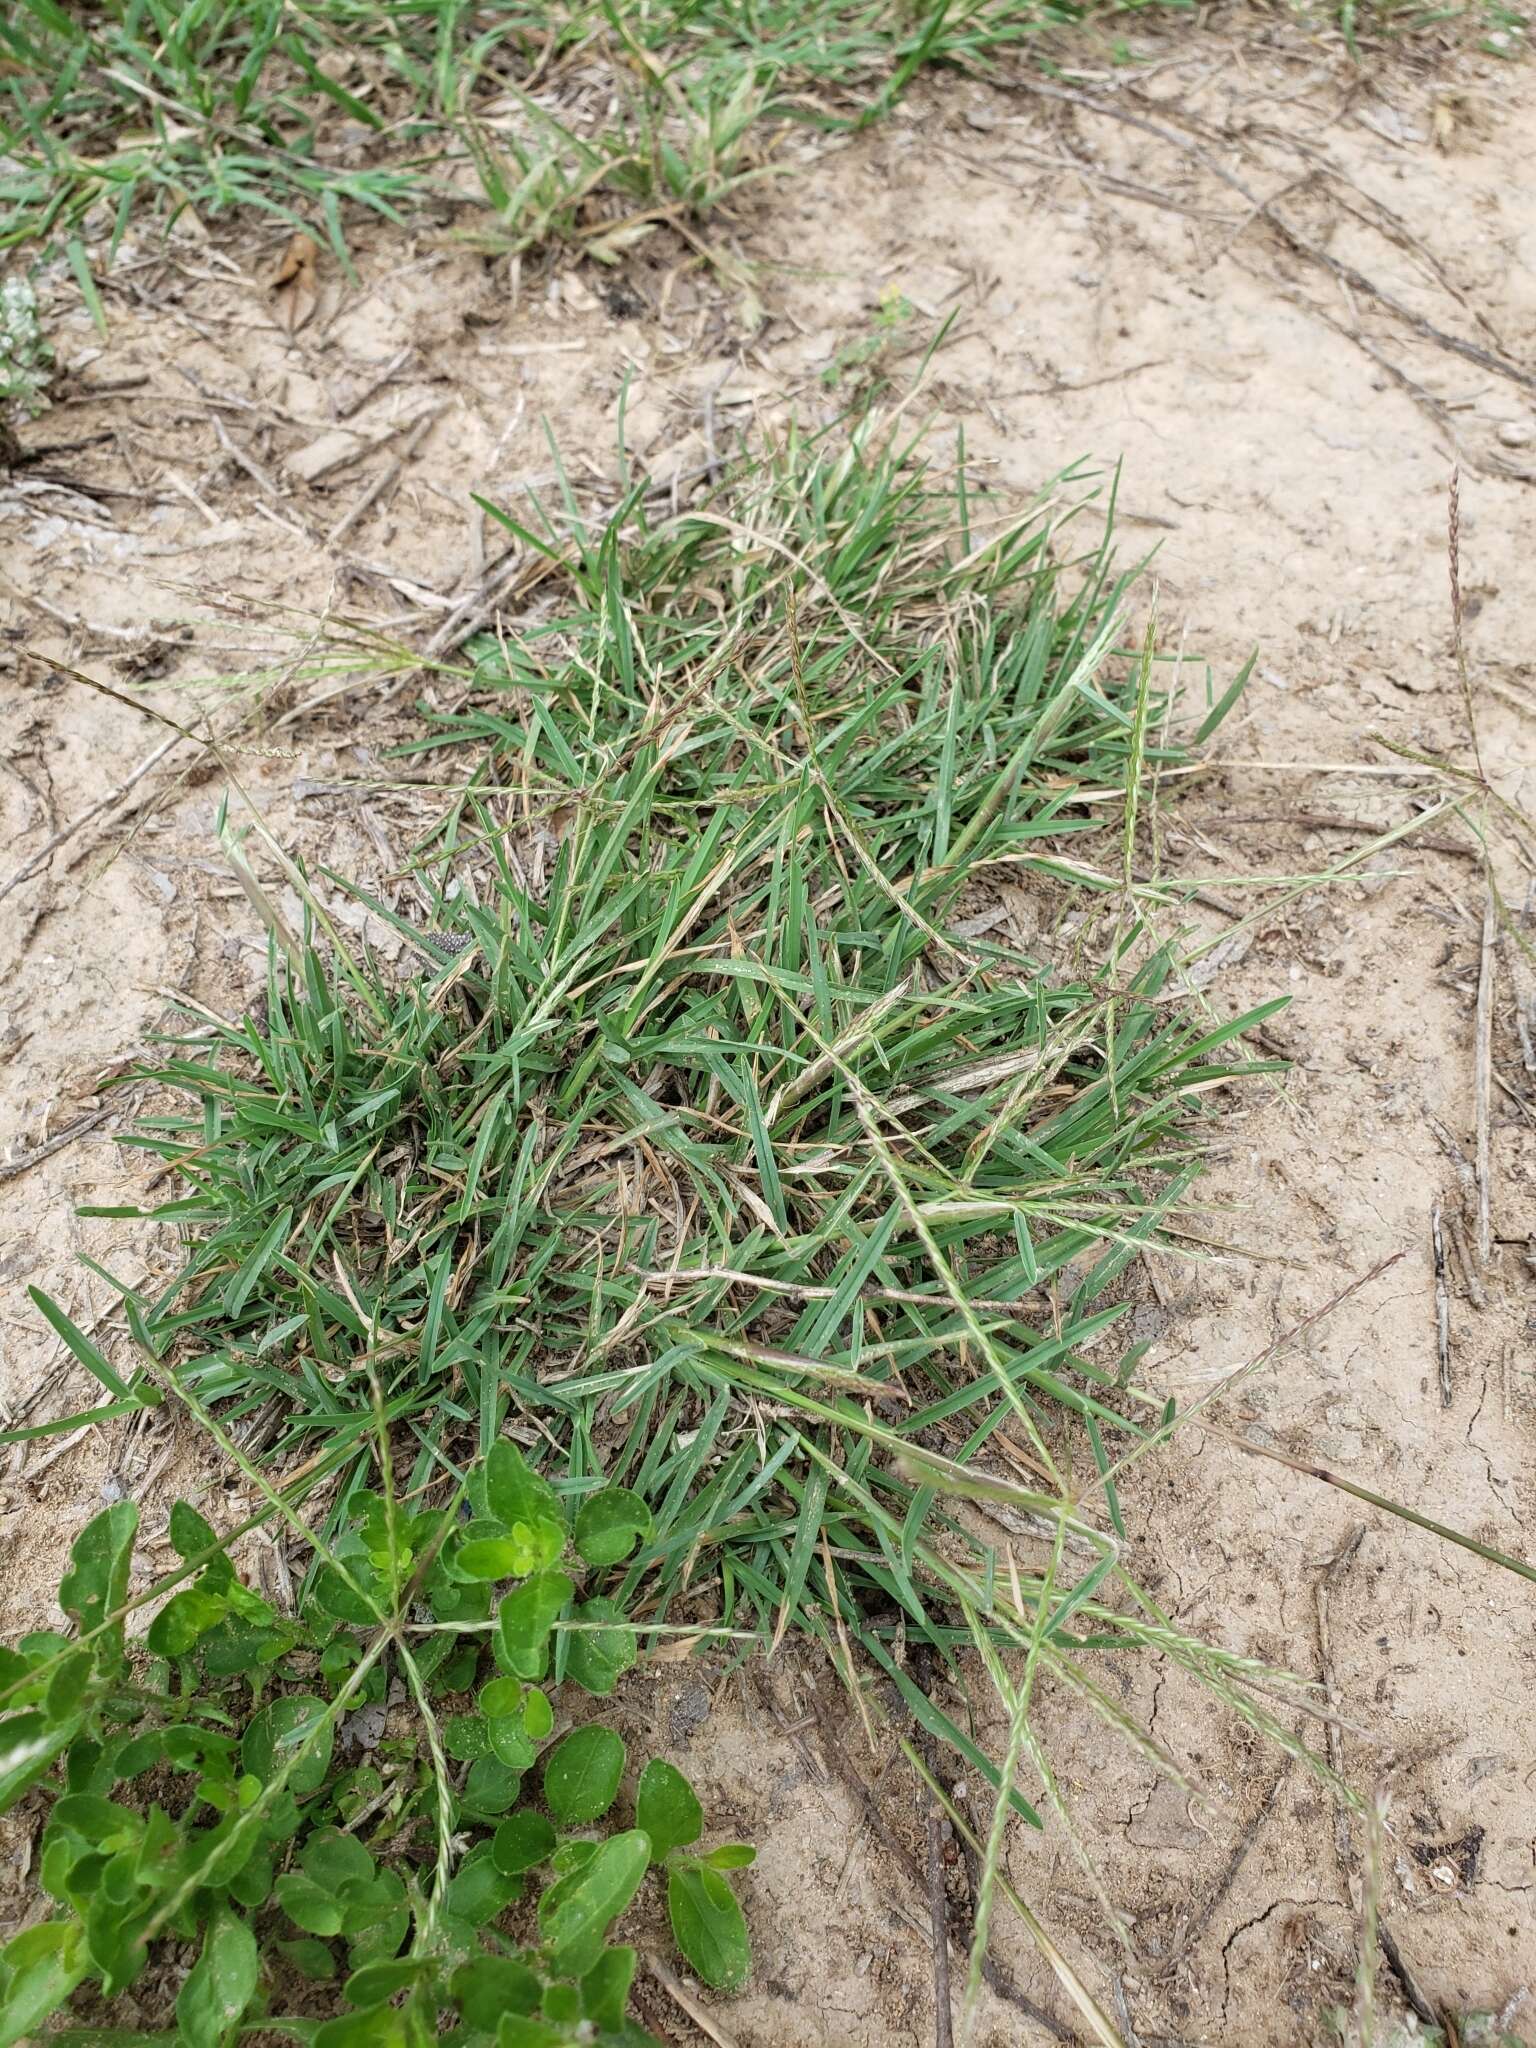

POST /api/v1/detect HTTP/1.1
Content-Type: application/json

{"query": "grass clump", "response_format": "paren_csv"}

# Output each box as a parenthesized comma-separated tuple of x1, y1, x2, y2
(41, 415, 1359, 2017)
(0, 0, 456, 261)
(111, 416, 1269, 1528)
(1305, 0, 1527, 53)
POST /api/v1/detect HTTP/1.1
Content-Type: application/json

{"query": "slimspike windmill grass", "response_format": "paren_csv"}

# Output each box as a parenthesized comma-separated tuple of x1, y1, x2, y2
(54, 412, 1358, 1909)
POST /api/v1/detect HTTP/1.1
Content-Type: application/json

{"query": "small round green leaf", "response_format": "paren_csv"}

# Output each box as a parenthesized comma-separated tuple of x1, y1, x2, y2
(313, 2005, 413, 2048)
(274, 1873, 345, 1939)
(509, 1516, 569, 1572)
(146, 1586, 229, 1658)
(455, 1537, 522, 1581)
(580, 1945, 636, 2031)
(537, 1829, 651, 1978)
(344, 1957, 430, 2008)
(667, 1860, 751, 1992)
(484, 1439, 561, 1530)
(43, 1649, 94, 1719)
(0, 1711, 70, 1812)
(487, 1717, 535, 1771)
(450, 1955, 541, 2031)
(168, 1501, 233, 1587)
(302, 1827, 374, 1891)
(241, 1695, 333, 1798)
(495, 1569, 572, 1679)
(491, 1808, 557, 1876)
(175, 1904, 258, 2048)
(458, 1756, 522, 1819)
(702, 1842, 757, 1870)
(308, 1564, 380, 1627)
(497, 2019, 566, 2048)
(573, 1487, 651, 1567)
(636, 1758, 703, 1862)
(478, 1676, 523, 1719)
(542, 1982, 581, 2025)
(59, 1501, 137, 1640)
(345, 1902, 409, 1972)
(562, 1598, 636, 1697)
(550, 1839, 598, 1878)
(277, 1937, 336, 1982)
(443, 1713, 493, 1763)
(542, 1724, 625, 1826)
(0, 1921, 85, 2048)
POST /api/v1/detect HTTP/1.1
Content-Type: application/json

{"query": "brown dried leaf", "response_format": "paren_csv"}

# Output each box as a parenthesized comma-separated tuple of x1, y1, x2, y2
(649, 1632, 709, 1663)
(272, 232, 320, 335)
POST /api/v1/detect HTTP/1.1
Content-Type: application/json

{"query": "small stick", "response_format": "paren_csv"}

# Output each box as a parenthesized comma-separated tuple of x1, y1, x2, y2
(163, 467, 221, 526)
(2, 579, 141, 644)
(1448, 468, 1483, 782)
(814, 1683, 1078, 2044)
(1316, 1524, 1365, 1868)
(701, 361, 732, 486)
(1378, 1923, 1442, 2031)
(1108, 1975, 1143, 2048)
(1512, 981, 1536, 1074)
(1204, 1423, 1536, 1585)
(210, 412, 288, 505)
(1140, 1248, 1172, 1309)
(421, 543, 524, 658)
(1443, 1209, 1487, 1312)
(1012, 78, 1536, 399)
(336, 344, 413, 419)
(0, 1105, 111, 1184)
(1431, 1199, 1453, 1408)
(1166, 1760, 1290, 1967)
(20, 1423, 94, 1481)
(645, 1952, 741, 2048)
(327, 404, 444, 547)
(926, 1803, 955, 2048)
(749, 1669, 828, 1788)
(1424, 1110, 1478, 1204)
(0, 728, 184, 903)
(1475, 890, 1496, 1266)
(1220, 810, 1476, 859)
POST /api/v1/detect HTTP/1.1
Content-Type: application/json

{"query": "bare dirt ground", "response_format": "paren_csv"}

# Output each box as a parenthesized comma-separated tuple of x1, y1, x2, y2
(3, 11, 1535, 2043)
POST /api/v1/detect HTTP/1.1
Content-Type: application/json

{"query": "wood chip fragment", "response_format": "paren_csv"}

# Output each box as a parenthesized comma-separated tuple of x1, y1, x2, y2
(284, 400, 440, 485)
(272, 231, 320, 334)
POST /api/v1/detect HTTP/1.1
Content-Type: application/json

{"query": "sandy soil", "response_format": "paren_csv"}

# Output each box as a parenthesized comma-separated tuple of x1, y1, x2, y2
(3, 12, 1534, 2042)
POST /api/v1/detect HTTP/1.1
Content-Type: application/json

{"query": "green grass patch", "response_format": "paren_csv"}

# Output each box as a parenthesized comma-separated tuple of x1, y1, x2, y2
(45, 412, 1361, 1939)
(1, 0, 1519, 290)
(111, 416, 1272, 1543)
(13, 0, 1464, 275)
(1318, 0, 1526, 53)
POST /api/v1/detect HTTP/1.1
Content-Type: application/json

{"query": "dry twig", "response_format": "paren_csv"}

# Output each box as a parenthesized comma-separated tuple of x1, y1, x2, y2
(645, 1952, 742, 2048)
(1316, 1524, 1365, 1868)
(926, 1803, 956, 2048)
(0, 1106, 111, 1184)
(1430, 1198, 1452, 1408)
(327, 404, 446, 547)
(1474, 892, 1496, 1267)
